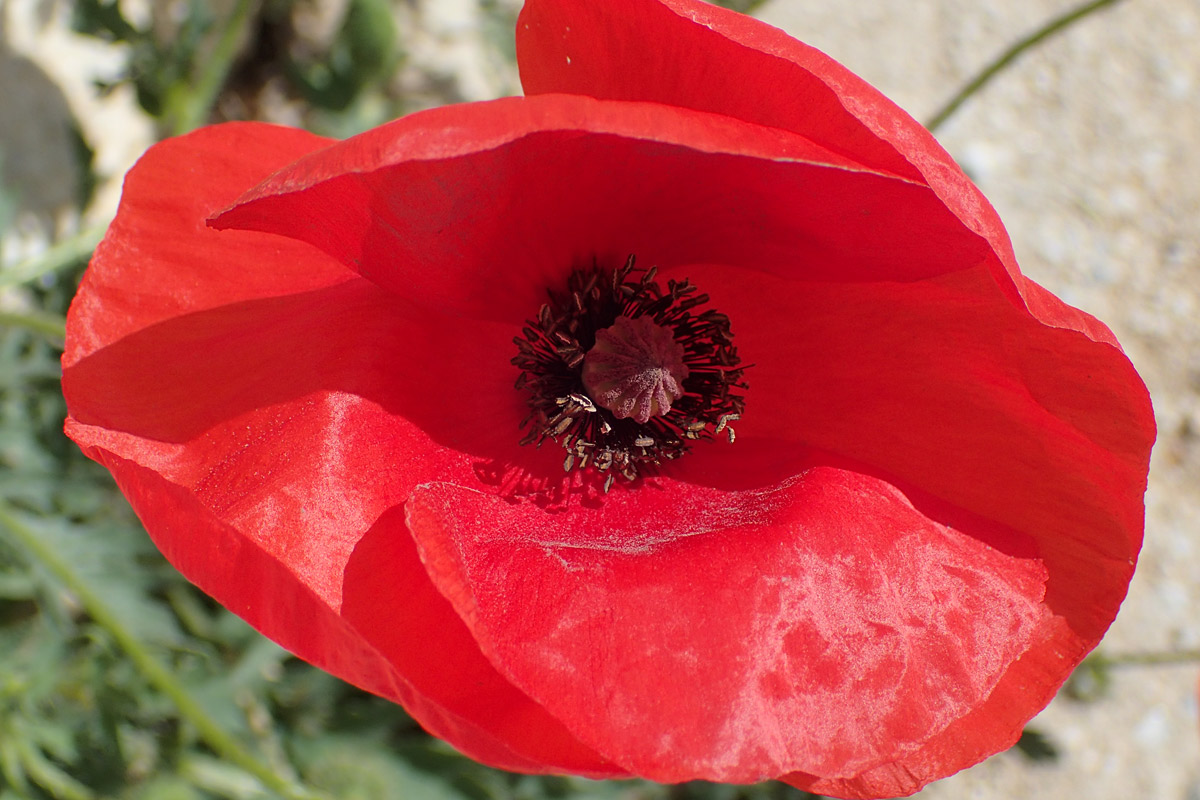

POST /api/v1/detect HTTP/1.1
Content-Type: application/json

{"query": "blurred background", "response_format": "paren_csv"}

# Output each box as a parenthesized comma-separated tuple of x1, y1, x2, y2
(0, 0, 1196, 798)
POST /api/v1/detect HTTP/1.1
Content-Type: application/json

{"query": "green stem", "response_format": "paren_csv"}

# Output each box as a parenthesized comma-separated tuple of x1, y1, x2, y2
(0, 502, 327, 800)
(170, 0, 257, 135)
(1098, 649, 1200, 668)
(0, 309, 67, 340)
(1, 226, 104, 289)
(926, 0, 1127, 133)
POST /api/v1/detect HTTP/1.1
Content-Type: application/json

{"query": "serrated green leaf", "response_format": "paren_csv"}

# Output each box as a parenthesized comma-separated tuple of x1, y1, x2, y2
(24, 718, 80, 765)
(123, 775, 204, 800)
(0, 737, 30, 796)
(13, 516, 182, 648)
(296, 736, 471, 800)
(179, 754, 271, 800)
(181, 680, 251, 742)
(226, 637, 290, 690)
(14, 736, 94, 800)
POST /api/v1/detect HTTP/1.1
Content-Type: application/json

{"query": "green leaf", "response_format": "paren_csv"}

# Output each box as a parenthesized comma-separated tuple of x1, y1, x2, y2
(1012, 727, 1061, 763)
(1064, 654, 1113, 702)
(179, 754, 271, 800)
(14, 735, 95, 800)
(0, 572, 35, 600)
(0, 737, 30, 797)
(0, 227, 102, 289)
(18, 516, 183, 649)
(296, 736, 472, 800)
(287, 0, 398, 112)
(71, 0, 140, 41)
(124, 775, 205, 800)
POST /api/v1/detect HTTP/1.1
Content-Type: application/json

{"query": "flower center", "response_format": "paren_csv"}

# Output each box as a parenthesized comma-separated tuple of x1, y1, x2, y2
(582, 315, 689, 424)
(511, 255, 746, 491)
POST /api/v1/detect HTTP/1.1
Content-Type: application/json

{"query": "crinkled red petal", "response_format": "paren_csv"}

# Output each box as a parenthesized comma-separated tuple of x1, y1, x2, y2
(62, 123, 621, 777)
(703, 262, 1152, 631)
(63, 123, 346, 367)
(668, 262, 1152, 794)
(517, 0, 920, 182)
(211, 94, 991, 321)
(515, 0, 1124, 348)
(404, 467, 1052, 783)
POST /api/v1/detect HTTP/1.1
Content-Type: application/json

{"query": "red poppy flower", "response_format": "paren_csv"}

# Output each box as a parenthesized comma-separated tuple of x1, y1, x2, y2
(62, 0, 1154, 797)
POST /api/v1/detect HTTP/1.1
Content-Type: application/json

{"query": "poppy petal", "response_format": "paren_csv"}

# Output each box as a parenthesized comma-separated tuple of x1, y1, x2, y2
(781, 603, 1074, 797)
(403, 468, 1053, 783)
(211, 94, 992, 322)
(341, 505, 625, 777)
(516, 0, 921, 182)
(62, 124, 619, 776)
(655, 261, 1152, 794)
(515, 0, 1122, 346)
(63, 123, 347, 368)
(695, 261, 1152, 621)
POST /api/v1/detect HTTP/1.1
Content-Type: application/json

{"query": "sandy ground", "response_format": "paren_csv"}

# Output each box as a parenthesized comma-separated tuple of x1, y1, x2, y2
(3, 0, 1197, 798)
